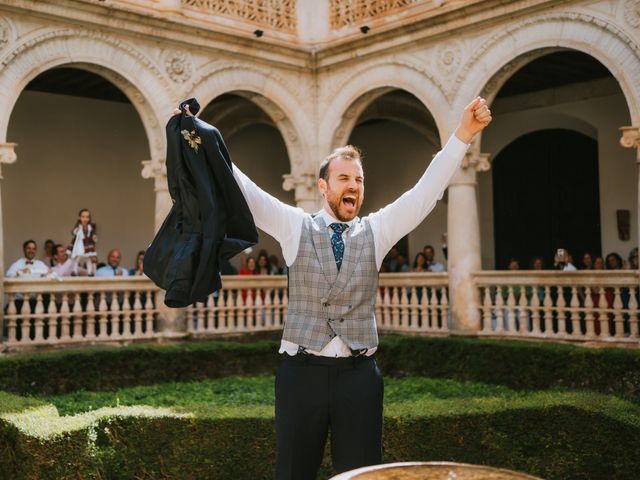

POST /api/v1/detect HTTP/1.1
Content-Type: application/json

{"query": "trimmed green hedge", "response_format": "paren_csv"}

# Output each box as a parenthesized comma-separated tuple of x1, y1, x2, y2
(1, 335, 639, 401)
(2, 335, 640, 479)
(2, 384, 640, 479)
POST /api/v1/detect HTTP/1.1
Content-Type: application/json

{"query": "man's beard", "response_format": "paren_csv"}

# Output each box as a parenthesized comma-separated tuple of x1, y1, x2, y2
(327, 194, 360, 222)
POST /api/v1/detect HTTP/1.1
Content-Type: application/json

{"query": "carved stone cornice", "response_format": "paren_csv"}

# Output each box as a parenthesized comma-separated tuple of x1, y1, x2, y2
(0, 143, 17, 179)
(620, 126, 640, 150)
(141, 160, 168, 192)
(461, 151, 491, 172)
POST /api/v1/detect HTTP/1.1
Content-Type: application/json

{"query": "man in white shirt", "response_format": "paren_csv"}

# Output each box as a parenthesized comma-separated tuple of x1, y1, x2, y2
(178, 97, 491, 479)
(95, 249, 129, 277)
(51, 244, 87, 278)
(5, 240, 50, 278)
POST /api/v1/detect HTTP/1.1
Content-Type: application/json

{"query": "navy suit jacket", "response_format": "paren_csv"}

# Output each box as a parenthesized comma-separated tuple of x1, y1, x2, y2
(144, 98, 258, 307)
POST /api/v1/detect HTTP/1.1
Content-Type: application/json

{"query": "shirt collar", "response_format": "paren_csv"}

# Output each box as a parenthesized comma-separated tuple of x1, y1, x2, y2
(316, 208, 358, 230)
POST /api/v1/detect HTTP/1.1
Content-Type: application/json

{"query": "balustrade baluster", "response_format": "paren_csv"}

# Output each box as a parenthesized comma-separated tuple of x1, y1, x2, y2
(570, 287, 581, 337)
(584, 289, 595, 338)
(133, 291, 143, 337)
(20, 292, 30, 342)
(613, 287, 624, 338)
(97, 292, 109, 338)
(441, 288, 449, 331)
(6, 293, 17, 344)
(400, 286, 409, 330)
(481, 286, 492, 333)
(542, 286, 553, 334)
(59, 293, 71, 342)
(206, 294, 215, 332)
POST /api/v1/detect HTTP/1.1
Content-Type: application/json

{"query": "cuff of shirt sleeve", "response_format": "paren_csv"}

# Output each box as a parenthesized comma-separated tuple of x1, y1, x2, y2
(445, 133, 471, 157)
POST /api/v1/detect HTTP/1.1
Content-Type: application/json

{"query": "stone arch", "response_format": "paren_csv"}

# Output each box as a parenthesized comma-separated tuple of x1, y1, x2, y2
(491, 112, 598, 159)
(451, 13, 640, 125)
(0, 29, 172, 161)
(321, 61, 450, 150)
(188, 63, 311, 171)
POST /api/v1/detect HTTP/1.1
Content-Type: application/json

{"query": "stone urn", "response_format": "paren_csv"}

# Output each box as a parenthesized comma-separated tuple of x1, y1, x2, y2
(330, 461, 544, 479)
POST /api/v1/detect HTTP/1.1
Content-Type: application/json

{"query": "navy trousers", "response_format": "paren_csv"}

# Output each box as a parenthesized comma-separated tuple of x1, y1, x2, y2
(274, 354, 383, 480)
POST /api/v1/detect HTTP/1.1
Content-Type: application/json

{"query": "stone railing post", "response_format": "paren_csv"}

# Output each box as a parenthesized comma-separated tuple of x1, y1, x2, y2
(0, 142, 17, 348)
(141, 158, 186, 336)
(447, 148, 491, 334)
(620, 126, 640, 259)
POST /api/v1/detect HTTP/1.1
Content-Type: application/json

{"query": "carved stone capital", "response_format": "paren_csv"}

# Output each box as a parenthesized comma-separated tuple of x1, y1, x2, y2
(620, 126, 640, 150)
(0, 143, 17, 179)
(141, 160, 168, 192)
(461, 151, 491, 172)
(282, 172, 316, 193)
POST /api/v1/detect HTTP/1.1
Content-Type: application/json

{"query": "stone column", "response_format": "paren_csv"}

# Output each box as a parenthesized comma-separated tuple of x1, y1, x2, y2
(283, 171, 319, 213)
(141, 159, 185, 337)
(620, 126, 640, 257)
(0, 143, 17, 346)
(447, 150, 491, 334)
(141, 160, 172, 233)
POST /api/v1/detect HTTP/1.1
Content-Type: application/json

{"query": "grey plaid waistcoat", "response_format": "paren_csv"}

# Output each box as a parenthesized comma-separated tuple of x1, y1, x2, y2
(283, 215, 379, 351)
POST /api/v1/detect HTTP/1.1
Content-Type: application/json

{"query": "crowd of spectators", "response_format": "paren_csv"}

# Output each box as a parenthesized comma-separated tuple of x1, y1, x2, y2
(5, 238, 146, 279)
(504, 247, 639, 272)
(5, 227, 639, 281)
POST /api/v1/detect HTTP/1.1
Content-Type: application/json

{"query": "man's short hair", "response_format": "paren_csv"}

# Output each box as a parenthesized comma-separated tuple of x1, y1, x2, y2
(423, 245, 435, 252)
(23, 239, 36, 250)
(319, 145, 363, 181)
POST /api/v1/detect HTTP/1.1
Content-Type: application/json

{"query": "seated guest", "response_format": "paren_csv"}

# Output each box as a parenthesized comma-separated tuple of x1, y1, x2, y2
(6, 240, 50, 278)
(96, 249, 129, 277)
(581, 252, 594, 270)
(129, 250, 145, 276)
(424, 244, 445, 272)
(396, 254, 410, 272)
(553, 248, 577, 271)
(256, 250, 272, 275)
(42, 239, 55, 267)
(530, 256, 545, 270)
(412, 252, 428, 272)
(51, 244, 87, 277)
(628, 247, 638, 270)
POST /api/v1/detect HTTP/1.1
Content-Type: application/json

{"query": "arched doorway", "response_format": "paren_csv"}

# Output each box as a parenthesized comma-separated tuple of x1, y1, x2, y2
(4, 66, 153, 270)
(200, 93, 294, 272)
(346, 89, 445, 270)
(479, 50, 636, 269)
(493, 129, 600, 269)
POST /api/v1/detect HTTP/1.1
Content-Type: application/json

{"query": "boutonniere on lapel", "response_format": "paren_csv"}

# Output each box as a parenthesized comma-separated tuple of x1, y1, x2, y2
(181, 129, 202, 152)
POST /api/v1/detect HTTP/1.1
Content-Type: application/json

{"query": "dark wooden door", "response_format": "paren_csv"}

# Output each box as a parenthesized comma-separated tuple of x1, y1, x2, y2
(492, 129, 600, 269)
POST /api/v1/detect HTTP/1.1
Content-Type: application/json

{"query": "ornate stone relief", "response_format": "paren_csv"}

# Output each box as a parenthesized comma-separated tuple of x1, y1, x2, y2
(619, 126, 640, 149)
(454, 12, 640, 103)
(141, 159, 168, 191)
(437, 41, 462, 75)
(0, 143, 17, 179)
(461, 151, 491, 172)
(163, 49, 193, 83)
(624, 0, 640, 28)
(0, 17, 16, 52)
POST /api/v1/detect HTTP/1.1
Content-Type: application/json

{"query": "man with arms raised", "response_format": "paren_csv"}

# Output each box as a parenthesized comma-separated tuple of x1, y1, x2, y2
(181, 97, 491, 479)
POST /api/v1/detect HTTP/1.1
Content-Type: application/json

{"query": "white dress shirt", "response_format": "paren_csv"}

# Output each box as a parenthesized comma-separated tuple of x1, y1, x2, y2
(5, 258, 50, 278)
(232, 134, 469, 356)
(96, 265, 130, 277)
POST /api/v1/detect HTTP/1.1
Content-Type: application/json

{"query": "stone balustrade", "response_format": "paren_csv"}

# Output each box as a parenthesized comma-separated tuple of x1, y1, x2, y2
(475, 271, 640, 344)
(376, 273, 450, 334)
(188, 275, 289, 335)
(3, 277, 160, 350)
(2, 271, 639, 352)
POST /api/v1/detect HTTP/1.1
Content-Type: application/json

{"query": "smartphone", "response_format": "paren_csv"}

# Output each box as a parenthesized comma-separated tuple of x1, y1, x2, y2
(556, 248, 566, 261)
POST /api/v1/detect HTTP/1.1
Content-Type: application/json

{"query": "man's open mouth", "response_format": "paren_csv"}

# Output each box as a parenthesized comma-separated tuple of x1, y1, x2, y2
(342, 196, 356, 207)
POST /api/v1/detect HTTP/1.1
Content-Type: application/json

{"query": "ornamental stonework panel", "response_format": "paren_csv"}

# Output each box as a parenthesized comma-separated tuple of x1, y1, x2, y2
(163, 49, 194, 83)
(182, 0, 297, 34)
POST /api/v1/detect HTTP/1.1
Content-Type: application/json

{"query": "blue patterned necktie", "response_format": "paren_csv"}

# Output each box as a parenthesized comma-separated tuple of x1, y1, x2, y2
(329, 223, 349, 271)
